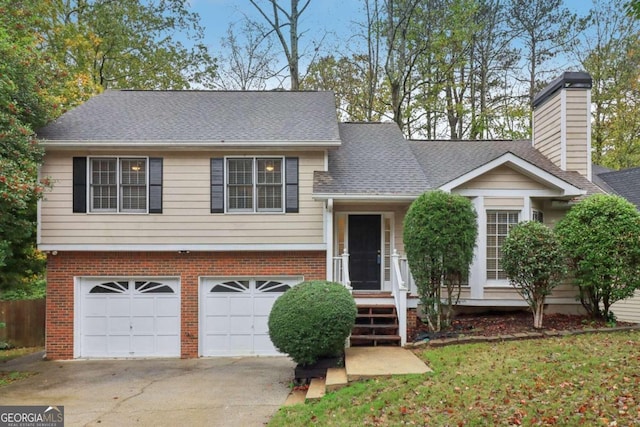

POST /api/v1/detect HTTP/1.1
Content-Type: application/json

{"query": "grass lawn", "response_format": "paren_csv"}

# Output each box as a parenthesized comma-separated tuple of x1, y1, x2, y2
(269, 331, 640, 426)
(0, 347, 42, 387)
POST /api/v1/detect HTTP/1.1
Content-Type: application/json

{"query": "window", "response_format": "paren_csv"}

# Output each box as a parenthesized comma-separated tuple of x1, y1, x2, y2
(486, 210, 519, 280)
(89, 158, 147, 213)
(532, 209, 544, 223)
(226, 157, 283, 212)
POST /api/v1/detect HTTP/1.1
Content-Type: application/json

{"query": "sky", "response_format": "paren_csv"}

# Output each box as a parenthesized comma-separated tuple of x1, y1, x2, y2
(188, 0, 595, 59)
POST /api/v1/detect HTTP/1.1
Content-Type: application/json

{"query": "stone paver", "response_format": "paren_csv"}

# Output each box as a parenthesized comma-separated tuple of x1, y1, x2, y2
(345, 347, 431, 381)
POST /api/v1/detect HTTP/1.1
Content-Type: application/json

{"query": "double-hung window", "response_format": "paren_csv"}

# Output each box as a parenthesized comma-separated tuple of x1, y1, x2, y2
(486, 210, 519, 280)
(227, 157, 283, 212)
(89, 157, 147, 213)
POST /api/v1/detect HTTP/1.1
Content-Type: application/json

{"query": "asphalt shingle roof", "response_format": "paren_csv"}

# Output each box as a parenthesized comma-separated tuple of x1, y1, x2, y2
(37, 90, 340, 143)
(409, 140, 602, 194)
(314, 123, 429, 197)
(314, 131, 602, 197)
(596, 167, 640, 208)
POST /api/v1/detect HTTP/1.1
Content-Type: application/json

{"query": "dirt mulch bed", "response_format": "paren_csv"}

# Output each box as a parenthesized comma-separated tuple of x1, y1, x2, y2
(413, 310, 636, 342)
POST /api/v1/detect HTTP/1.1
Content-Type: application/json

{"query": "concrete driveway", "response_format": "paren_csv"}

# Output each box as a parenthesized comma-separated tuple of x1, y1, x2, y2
(0, 352, 295, 426)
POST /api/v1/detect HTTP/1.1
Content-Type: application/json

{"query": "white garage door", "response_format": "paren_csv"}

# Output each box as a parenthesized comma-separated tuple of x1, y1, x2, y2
(200, 277, 300, 356)
(78, 278, 180, 358)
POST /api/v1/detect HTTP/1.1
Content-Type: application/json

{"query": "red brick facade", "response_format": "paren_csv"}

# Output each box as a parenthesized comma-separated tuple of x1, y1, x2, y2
(46, 250, 326, 359)
(406, 308, 419, 341)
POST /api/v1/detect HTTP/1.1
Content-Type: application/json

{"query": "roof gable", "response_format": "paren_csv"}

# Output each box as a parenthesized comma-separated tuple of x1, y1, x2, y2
(457, 164, 549, 191)
(409, 139, 602, 197)
(37, 90, 341, 147)
(440, 152, 585, 197)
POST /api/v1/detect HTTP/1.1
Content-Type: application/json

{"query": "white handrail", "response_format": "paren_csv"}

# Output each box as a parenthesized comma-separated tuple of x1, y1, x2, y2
(341, 249, 352, 290)
(391, 249, 408, 346)
(332, 251, 352, 291)
(399, 256, 415, 295)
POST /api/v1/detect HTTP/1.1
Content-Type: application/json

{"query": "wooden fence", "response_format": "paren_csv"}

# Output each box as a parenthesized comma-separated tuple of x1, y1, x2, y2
(0, 299, 46, 347)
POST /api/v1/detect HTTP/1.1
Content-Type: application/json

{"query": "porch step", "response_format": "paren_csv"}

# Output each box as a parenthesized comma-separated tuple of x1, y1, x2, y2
(305, 378, 326, 401)
(325, 367, 348, 392)
(356, 313, 397, 319)
(283, 348, 431, 404)
(283, 389, 307, 406)
(353, 323, 398, 329)
(351, 301, 400, 347)
(350, 334, 402, 346)
(352, 292, 392, 298)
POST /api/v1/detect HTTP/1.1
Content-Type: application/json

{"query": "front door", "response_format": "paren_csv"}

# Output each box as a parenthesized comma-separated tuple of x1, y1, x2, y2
(348, 215, 381, 291)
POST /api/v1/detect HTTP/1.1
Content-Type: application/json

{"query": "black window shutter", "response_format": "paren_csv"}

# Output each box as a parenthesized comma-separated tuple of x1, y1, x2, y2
(285, 157, 299, 213)
(149, 158, 163, 213)
(72, 157, 87, 213)
(211, 158, 224, 213)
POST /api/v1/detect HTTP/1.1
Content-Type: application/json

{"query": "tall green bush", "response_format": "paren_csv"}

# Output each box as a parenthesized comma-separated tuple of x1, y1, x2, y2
(502, 221, 566, 328)
(268, 280, 356, 366)
(403, 191, 477, 331)
(555, 194, 640, 319)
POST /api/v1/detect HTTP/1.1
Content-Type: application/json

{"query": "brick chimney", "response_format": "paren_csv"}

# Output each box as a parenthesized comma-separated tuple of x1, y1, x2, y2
(532, 72, 593, 181)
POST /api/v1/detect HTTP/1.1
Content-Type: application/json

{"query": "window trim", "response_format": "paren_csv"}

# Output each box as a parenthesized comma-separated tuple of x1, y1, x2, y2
(485, 209, 520, 284)
(532, 209, 544, 223)
(224, 156, 285, 214)
(87, 156, 149, 214)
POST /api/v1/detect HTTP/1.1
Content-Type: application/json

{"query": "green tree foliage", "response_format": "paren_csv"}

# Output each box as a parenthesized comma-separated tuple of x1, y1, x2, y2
(501, 221, 567, 329)
(0, 0, 58, 291)
(555, 194, 640, 320)
(302, 55, 388, 121)
(626, 0, 640, 18)
(575, 1, 640, 168)
(268, 281, 356, 365)
(403, 191, 477, 331)
(42, 0, 217, 97)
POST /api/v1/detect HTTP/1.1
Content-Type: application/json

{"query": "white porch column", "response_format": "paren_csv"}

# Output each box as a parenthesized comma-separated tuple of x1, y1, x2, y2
(523, 197, 531, 221)
(469, 196, 484, 299)
(325, 198, 334, 281)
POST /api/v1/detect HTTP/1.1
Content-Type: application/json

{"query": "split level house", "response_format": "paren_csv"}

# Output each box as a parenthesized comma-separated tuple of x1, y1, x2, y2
(38, 71, 622, 360)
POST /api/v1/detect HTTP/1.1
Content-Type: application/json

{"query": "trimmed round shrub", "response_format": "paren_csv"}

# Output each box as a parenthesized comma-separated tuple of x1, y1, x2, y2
(268, 280, 357, 366)
(501, 221, 566, 329)
(555, 194, 640, 319)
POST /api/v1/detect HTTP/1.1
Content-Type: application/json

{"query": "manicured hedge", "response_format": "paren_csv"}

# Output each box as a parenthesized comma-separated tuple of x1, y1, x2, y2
(268, 280, 357, 365)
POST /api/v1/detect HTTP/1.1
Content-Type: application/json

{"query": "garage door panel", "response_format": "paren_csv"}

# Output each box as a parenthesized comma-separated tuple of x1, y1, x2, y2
(130, 335, 155, 354)
(130, 297, 156, 315)
(131, 316, 155, 334)
(108, 317, 131, 334)
(229, 316, 253, 334)
(83, 317, 107, 334)
(107, 298, 131, 316)
(206, 298, 230, 314)
(155, 336, 180, 355)
(254, 335, 279, 355)
(156, 316, 180, 334)
(204, 316, 229, 333)
(82, 336, 107, 356)
(254, 297, 276, 316)
(228, 297, 249, 312)
(156, 297, 179, 312)
(228, 335, 253, 354)
(107, 336, 131, 355)
(79, 278, 180, 358)
(202, 335, 228, 356)
(83, 299, 107, 316)
(200, 277, 300, 356)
